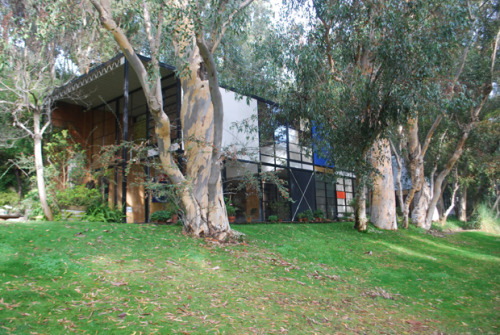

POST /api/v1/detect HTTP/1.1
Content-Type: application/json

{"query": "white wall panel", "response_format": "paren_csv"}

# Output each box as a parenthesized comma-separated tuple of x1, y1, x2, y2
(221, 89, 259, 161)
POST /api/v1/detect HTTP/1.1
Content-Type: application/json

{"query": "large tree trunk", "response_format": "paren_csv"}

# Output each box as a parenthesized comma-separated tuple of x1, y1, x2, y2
(354, 179, 368, 232)
(437, 180, 447, 221)
(177, 45, 230, 239)
(91, 0, 231, 240)
(33, 109, 53, 221)
(14, 168, 22, 199)
(370, 138, 397, 230)
(412, 183, 432, 229)
(458, 185, 467, 222)
(389, 138, 404, 217)
(403, 114, 443, 228)
(402, 117, 423, 228)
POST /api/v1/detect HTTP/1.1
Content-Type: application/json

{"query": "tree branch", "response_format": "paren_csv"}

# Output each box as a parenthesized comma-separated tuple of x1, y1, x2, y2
(421, 114, 443, 158)
(210, 0, 253, 53)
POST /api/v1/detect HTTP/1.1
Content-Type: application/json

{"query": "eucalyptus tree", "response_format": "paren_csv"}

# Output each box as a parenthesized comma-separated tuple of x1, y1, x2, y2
(279, 0, 460, 231)
(89, 0, 255, 240)
(402, 0, 500, 229)
(0, 1, 86, 220)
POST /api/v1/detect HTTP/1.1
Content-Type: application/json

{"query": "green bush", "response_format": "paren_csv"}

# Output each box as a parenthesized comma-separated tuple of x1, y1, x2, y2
(83, 204, 125, 223)
(314, 209, 324, 218)
(0, 191, 20, 207)
(20, 188, 59, 220)
(56, 185, 102, 208)
(268, 215, 278, 222)
(467, 204, 500, 234)
(301, 209, 314, 222)
(150, 210, 172, 222)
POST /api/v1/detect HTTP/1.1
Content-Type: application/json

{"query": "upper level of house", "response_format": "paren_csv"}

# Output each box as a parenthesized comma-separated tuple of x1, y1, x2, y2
(52, 54, 324, 173)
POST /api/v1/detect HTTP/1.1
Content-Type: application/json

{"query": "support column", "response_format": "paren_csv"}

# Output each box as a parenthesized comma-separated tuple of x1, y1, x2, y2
(114, 99, 120, 207)
(122, 59, 129, 222)
(144, 106, 150, 223)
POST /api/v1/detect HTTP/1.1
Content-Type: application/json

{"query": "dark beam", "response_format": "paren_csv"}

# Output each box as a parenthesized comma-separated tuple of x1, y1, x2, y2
(122, 59, 129, 222)
(114, 99, 119, 207)
(144, 106, 151, 223)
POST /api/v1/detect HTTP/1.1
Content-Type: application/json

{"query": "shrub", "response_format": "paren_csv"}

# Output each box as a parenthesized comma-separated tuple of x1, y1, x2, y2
(56, 185, 102, 208)
(268, 215, 278, 222)
(150, 210, 172, 222)
(302, 209, 314, 222)
(84, 204, 125, 223)
(467, 204, 500, 234)
(314, 209, 324, 218)
(20, 188, 59, 220)
(0, 191, 20, 207)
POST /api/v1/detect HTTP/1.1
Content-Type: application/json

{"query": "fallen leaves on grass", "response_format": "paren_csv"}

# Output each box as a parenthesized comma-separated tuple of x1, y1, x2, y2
(307, 270, 343, 282)
(111, 281, 128, 287)
(362, 287, 402, 300)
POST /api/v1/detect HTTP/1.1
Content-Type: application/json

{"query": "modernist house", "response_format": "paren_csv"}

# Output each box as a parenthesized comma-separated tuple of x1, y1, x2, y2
(52, 54, 355, 223)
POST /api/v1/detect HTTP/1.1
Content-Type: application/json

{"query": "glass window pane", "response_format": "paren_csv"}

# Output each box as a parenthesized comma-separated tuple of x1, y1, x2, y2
(303, 164, 313, 171)
(261, 165, 274, 173)
(289, 143, 300, 153)
(288, 128, 299, 144)
(261, 155, 274, 165)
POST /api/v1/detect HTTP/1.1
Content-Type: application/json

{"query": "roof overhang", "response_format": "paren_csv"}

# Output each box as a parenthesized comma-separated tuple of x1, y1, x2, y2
(53, 54, 176, 110)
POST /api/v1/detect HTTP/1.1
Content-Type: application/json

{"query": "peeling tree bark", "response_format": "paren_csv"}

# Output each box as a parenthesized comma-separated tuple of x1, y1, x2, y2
(89, 0, 250, 240)
(458, 185, 467, 222)
(370, 138, 397, 230)
(412, 183, 432, 229)
(389, 138, 404, 217)
(424, 88, 492, 229)
(403, 114, 442, 228)
(354, 181, 368, 232)
(441, 169, 459, 226)
(33, 109, 53, 221)
(437, 180, 447, 221)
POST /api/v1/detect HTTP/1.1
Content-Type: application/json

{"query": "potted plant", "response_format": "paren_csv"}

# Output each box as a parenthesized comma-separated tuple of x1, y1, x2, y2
(302, 209, 314, 222)
(297, 212, 305, 222)
(314, 209, 324, 222)
(226, 204, 237, 223)
(268, 215, 278, 223)
(150, 210, 172, 224)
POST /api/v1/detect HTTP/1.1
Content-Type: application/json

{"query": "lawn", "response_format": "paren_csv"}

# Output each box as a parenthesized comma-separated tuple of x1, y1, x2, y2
(0, 221, 498, 334)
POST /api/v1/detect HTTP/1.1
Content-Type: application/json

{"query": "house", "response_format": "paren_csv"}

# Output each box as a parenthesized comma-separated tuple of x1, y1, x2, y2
(52, 54, 355, 223)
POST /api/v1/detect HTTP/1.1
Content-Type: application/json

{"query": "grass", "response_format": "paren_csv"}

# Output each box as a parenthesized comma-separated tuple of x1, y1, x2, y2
(0, 221, 498, 334)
